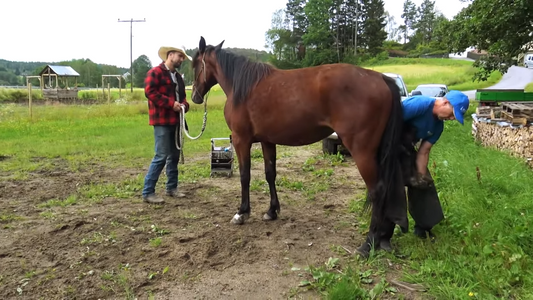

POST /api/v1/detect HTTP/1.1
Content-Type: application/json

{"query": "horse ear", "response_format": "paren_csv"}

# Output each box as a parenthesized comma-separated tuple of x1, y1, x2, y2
(215, 40, 225, 51)
(199, 36, 206, 53)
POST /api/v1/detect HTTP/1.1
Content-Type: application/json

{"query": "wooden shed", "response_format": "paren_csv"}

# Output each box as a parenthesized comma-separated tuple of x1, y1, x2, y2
(38, 65, 80, 101)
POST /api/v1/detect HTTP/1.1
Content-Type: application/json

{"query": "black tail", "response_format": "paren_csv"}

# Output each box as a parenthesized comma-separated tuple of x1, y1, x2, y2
(363, 74, 405, 231)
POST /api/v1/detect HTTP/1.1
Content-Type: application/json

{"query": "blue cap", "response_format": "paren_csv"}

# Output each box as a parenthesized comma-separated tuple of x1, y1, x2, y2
(446, 90, 469, 125)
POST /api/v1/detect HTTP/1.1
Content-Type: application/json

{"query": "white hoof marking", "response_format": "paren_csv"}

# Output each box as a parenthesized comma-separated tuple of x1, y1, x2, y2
(263, 213, 274, 221)
(230, 213, 248, 225)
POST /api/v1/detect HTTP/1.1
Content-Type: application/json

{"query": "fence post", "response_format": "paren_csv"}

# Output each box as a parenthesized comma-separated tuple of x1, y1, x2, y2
(28, 83, 33, 120)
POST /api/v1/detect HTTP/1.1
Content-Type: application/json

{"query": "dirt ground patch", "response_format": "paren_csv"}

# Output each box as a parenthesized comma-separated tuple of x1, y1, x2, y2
(0, 146, 374, 299)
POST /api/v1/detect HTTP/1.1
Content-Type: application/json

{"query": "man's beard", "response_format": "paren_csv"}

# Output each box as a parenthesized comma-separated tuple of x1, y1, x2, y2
(174, 62, 182, 69)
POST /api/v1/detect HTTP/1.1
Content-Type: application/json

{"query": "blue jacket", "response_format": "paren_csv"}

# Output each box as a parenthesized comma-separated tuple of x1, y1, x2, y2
(402, 95, 443, 145)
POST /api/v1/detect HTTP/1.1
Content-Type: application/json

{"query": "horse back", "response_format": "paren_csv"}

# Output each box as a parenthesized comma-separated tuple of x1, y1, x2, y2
(228, 63, 392, 145)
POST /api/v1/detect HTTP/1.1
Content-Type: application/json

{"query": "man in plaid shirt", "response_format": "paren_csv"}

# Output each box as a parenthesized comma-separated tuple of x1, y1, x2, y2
(142, 46, 192, 204)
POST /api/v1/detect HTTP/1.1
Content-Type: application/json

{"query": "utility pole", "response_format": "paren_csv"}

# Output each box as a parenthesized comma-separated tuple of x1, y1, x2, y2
(118, 18, 146, 92)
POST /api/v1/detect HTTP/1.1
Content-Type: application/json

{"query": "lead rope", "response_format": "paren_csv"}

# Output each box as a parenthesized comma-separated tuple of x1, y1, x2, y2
(175, 89, 210, 164)
(175, 56, 209, 164)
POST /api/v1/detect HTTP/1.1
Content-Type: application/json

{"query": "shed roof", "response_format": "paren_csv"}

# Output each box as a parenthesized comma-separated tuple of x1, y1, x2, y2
(39, 65, 80, 77)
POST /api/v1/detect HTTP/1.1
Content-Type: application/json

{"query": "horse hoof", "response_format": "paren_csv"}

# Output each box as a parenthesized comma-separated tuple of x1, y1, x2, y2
(262, 212, 277, 221)
(230, 213, 249, 225)
(355, 244, 371, 259)
(356, 248, 370, 259)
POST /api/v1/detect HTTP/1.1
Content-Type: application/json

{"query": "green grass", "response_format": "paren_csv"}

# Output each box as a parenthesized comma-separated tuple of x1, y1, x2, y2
(0, 84, 227, 103)
(397, 109, 533, 298)
(0, 91, 228, 176)
(307, 105, 533, 299)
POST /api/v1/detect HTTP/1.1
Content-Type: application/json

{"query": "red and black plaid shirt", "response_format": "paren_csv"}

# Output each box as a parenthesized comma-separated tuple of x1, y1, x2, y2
(144, 62, 190, 126)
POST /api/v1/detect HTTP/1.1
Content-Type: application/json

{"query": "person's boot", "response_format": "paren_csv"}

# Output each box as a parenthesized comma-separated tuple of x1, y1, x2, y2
(166, 189, 185, 198)
(143, 194, 165, 204)
(413, 225, 427, 239)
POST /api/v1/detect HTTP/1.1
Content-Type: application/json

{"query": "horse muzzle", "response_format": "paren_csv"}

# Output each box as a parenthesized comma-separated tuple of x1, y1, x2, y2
(191, 86, 205, 104)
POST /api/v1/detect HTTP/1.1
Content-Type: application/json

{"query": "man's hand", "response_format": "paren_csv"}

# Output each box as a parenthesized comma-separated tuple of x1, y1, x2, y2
(173, 102, 181, 112)
(408, 172, 434, 189)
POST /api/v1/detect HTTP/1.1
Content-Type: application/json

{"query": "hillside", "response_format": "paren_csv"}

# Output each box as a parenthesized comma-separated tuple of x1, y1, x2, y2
(0, 58, 129, 87)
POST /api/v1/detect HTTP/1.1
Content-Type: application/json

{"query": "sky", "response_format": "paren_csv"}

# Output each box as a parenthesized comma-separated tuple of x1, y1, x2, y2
(0, 0, 470, 68)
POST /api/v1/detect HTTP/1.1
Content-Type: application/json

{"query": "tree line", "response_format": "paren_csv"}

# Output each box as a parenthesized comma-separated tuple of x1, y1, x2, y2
(264, 0, 533, 81)
(264, 0, 450, 69)
(0, 47, 270, 88)
(0, 58, 128, 88)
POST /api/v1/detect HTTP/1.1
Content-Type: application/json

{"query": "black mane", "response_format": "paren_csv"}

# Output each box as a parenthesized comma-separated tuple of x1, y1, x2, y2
(195, 46, 274, 105)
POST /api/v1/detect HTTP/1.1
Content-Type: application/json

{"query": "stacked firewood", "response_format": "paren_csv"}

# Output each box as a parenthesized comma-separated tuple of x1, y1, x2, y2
(473, 121, 533, 167)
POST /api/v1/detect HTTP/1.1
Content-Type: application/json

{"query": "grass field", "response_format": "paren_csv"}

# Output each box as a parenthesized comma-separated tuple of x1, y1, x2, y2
(0, 57, 503, 103)
(2, 81, 533, 299)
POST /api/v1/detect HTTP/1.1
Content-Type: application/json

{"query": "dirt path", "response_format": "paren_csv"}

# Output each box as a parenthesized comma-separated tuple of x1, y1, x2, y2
(0, 145, 369, 299)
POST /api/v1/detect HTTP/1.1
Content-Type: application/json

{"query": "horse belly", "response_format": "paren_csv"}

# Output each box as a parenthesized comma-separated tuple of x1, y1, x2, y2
(255, 124, 333, 146)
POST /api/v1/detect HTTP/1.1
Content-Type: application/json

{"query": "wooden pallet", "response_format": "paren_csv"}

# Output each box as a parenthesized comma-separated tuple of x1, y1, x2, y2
(500, 103, 533, 125)
(475, 106, 492, 118)
(475, 106, 503, 119)
(501, 111, 529, 126)
(502, 103, 533, 117)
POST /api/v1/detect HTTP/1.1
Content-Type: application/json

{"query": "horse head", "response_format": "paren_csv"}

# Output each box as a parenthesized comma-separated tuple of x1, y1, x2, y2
(191, 36, 224, 104)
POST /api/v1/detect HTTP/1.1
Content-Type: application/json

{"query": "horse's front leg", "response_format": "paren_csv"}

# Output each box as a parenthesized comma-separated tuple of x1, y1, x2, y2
(261, 142, 280, 221)
(230, 134, 252, 225)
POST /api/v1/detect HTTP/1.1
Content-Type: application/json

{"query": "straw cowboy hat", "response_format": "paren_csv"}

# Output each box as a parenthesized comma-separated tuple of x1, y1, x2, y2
(158, 46, 192, 62)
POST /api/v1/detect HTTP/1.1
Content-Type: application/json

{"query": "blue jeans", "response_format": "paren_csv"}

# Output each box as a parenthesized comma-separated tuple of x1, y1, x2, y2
(142, 125, 181, 196)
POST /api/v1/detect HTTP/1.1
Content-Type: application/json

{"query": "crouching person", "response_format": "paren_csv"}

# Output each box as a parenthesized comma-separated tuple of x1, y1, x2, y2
(400, 90, 470, 239)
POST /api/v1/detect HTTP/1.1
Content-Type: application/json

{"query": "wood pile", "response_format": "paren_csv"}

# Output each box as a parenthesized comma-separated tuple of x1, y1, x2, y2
(501, 103, 533, 126)
(476, 106, 503, 120)
(472, 118, 533, 168)
(475, 103, 533, 126)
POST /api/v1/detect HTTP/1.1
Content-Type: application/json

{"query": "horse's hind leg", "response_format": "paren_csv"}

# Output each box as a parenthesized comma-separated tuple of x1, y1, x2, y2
(260, 142, 280, 221)
(342, 134, 395, 257)
(230, 134, 252, 225)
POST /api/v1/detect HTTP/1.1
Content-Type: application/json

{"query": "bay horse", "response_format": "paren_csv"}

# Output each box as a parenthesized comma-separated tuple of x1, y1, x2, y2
(191, 36, 408, 257)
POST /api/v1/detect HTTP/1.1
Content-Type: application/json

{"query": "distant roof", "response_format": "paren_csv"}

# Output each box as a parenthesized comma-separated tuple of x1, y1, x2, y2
(39, 65, 80, 77)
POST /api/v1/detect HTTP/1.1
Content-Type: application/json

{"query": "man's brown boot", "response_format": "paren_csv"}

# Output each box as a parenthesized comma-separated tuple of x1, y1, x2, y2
(166, 189, 185, 198)
(143, 194, 165, 204)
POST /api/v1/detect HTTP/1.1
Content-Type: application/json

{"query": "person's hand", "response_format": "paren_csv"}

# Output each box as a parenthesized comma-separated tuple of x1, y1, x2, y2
(173, 102, 181, 112)
(408, 172, 434, 189)
(420, 173, 434, 188)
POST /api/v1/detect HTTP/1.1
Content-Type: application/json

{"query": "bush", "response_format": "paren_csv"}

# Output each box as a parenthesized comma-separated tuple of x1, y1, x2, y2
(387, 49, 409, 57)
(0, 88, 43, 102)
